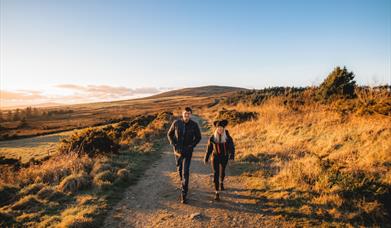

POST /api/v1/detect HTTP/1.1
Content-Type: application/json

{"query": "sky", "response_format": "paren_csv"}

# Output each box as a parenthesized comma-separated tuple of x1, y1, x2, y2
(0, 0, 390, 108)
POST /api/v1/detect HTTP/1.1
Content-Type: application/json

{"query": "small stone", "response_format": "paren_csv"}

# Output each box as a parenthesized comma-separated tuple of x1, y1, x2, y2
(190, 212, 202, 219)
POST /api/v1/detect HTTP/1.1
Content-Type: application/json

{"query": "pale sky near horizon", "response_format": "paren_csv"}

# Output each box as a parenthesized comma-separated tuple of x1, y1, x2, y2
(0, 0, 390, 108)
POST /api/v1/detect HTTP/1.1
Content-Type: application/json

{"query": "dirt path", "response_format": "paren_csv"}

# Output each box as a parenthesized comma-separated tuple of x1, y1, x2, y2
(103, 117, 272, 227)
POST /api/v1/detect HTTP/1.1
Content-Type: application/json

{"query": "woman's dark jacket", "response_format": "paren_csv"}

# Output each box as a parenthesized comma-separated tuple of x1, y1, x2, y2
(204, 130, 235, 162)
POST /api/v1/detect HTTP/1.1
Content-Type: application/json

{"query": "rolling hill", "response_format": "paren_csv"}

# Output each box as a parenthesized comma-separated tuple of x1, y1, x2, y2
(0, 85, 247, 140)
(147, 85, 247, 98)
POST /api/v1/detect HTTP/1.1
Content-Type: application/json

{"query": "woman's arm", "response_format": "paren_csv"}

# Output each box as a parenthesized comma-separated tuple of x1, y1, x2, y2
(226, 131, 235, 160)
(204, 136, 214, 163)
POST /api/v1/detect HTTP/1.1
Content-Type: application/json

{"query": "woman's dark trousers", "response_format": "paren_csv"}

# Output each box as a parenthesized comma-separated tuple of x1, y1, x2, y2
(212, 155, 228, 191)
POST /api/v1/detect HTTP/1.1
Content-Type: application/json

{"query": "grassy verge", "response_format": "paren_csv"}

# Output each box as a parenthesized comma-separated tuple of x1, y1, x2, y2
(0, 112, 173, 227)
(199, 95, 390, 226)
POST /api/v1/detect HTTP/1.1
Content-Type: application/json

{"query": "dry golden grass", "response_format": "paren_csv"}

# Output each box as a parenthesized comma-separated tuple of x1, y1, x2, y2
(57, 171, 92, 194)
(0, 131, 71, 162)
(56, 204, 101, 227)
(15, 154, 93, 186)
(0, 111, 174, 227)
(221, 99, 390, 173)
(1, 83, 387, 226)
(201, 96, 391, 226)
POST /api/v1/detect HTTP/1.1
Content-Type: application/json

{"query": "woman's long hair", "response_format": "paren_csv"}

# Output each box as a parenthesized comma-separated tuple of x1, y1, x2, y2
(213, 128, 227, 143)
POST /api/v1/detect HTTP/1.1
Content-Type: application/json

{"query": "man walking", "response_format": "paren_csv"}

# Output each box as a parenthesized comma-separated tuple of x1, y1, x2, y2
(167, 107, 201, 204)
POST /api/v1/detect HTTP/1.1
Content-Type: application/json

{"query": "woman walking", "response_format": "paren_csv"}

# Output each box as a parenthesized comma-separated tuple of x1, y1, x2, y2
(204, 119, 235, 201)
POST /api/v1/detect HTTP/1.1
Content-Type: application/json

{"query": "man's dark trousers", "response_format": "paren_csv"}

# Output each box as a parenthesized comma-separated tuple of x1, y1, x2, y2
(167, 118, 201, 198)
(175, 147, 193, 195)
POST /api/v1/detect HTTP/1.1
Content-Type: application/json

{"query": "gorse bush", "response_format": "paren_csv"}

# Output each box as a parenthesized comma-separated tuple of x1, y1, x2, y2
(103, 121, 130, 140)
(228, 66, 358, 105)
(58, 128, 120, 157)
(329, 86, 391, 116)
(216, 108, 258, 125)
(221, 67, 390, 117)
(318, 66, 356, 100)
(120, 114, 157, 142)
(224, 87, 306, 105)
(121, 111, 173, 144)
(355, 86, 391, 116)
(222, 66, 358, 106)
(57, 111, 174, 157)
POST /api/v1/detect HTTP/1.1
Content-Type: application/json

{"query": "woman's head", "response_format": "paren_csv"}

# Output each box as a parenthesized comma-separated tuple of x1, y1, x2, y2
(216, 126, 224, 135)
(213, 119, 228, 143)
(213, 127, 227, 143)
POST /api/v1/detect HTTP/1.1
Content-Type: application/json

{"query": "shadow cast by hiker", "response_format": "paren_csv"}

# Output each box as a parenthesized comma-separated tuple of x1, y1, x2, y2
(173, 147, 357, 226)
(136, 116, 387, 227)
(185, 186, 358, 226)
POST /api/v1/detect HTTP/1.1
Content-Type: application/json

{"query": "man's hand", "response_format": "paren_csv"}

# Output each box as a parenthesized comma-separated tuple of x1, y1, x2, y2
(204, 158, 209, 164)
(173, 145, 182, 157)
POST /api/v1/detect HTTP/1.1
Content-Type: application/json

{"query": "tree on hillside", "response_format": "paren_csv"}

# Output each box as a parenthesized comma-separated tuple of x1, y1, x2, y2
(32, 107, 40, 116)
(318, 66, 356, 100)
(25, 106, 33, 117)
(13, 109, 21, 121)
(7, 110, 12, 121)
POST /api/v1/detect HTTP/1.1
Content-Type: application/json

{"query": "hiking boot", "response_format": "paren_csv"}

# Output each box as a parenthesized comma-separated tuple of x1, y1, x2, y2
(181, 193, 187, 204)
(214, 192, 220, 201)
(220, 183, 225, 191)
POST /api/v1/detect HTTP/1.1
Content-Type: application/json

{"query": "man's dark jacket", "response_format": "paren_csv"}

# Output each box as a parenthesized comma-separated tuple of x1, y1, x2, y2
(167, 119, 201, 156)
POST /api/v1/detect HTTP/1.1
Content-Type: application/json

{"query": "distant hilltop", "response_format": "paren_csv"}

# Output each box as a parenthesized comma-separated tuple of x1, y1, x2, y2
(147, 85, 248, 99)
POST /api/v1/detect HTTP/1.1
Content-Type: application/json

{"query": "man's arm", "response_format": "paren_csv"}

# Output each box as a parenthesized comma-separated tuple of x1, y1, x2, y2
(167, 120, 177, 146)
(192, 122, 202, 147)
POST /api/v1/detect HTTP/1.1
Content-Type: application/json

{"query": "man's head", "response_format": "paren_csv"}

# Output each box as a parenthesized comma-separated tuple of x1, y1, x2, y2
(182, 107, 192, 122)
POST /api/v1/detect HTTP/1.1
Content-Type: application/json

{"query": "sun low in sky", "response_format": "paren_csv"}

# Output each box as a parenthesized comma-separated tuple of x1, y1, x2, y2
(0, 0, 390, 108)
